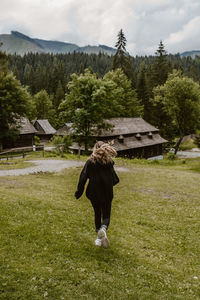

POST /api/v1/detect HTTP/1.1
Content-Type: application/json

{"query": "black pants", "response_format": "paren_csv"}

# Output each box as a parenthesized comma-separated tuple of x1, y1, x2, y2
(90, 199, 112, 232)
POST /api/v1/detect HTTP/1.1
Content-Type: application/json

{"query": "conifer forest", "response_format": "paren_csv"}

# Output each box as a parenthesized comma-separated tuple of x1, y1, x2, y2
(2, 34, 200, 149)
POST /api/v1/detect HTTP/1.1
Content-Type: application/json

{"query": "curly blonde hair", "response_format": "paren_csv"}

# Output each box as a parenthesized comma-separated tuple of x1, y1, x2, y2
(90, 141, 117, 164)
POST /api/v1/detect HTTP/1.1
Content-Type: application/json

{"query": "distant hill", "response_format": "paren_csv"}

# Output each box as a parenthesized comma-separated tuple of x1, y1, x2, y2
(180, 50, 200, 59)
(0, 31, 116, 56)
(75, 44, 117, 56)
(0, 32, 44, 55)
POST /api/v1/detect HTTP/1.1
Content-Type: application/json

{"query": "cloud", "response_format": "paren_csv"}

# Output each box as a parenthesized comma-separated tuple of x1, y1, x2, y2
(0, 0, 200, 55)
(166, 16, 200, 52)
(125, 0, 200, 55)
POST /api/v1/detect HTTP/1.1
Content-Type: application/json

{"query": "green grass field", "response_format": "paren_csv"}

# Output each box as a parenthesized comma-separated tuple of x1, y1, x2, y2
(0, 156, 199, 299)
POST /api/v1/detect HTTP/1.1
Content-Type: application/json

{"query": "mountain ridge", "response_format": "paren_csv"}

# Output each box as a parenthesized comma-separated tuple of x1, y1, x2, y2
(180, 50, 200, 59)
(0, 31, 199, 58)
(0, 31, 116, 56)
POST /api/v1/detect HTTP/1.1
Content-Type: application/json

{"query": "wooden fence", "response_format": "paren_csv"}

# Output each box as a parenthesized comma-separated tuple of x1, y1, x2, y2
(0, 145, 44, 160)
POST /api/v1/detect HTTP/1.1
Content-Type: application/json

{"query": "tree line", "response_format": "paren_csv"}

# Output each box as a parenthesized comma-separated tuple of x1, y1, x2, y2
(1, 30, 200, 153)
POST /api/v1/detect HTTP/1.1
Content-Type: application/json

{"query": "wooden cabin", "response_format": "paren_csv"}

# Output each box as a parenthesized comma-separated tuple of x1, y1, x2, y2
(95, 118, 167, 158)
(55, 123, 74, 136)
(33, 119, 56, 142)
(57, 118, 167, 159)
(3, 117, 37, 149)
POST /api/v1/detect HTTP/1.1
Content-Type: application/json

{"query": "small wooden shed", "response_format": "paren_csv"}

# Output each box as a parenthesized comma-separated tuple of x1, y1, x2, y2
(33, 119, 56, 142)
(55, 123, 74, 136)
(3, 117, 37, 149)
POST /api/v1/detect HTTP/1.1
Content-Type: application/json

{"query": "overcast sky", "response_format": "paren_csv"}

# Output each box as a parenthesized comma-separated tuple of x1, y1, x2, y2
(1, 0, 200, 56)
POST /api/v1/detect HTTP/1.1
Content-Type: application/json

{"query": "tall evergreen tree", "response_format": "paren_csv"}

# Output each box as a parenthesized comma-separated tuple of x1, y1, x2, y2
(112, 29, 133, 81)
(136, 62, 150, 121)
(0, 43, 8, 73)
(147, 41, 172, 125)
(151, 41, 171, 88)
(54, 80, 65, 112)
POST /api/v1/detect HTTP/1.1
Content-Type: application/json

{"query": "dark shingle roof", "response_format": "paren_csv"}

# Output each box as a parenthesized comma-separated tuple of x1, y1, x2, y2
(56, 123, 74, 135)
(56, 118, 167, 152)
(34, 120, 56, 135)
(113, 133, 167, 151)
(70, 133, 167, 152)
(18, 118, 37, 134)
(98, 118, 159, 137)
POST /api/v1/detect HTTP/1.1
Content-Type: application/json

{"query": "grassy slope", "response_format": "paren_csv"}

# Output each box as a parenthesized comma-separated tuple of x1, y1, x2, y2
(0, 158, 199, 299)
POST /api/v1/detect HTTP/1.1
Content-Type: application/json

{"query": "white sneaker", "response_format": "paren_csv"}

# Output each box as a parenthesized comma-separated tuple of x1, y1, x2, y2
(95, 238, 102, 247)
(98, 228, 110, 249)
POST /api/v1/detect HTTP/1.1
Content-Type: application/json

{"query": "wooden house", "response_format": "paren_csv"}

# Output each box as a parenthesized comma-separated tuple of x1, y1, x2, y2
(33, 119, 56, 142)
(55, 123, 74, 136)
(57, 118, 167, 159)
(95, 118, 167, 158)
(3, 117, 37, 149)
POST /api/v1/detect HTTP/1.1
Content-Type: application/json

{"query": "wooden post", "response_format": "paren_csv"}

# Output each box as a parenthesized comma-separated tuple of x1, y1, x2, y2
(78, 146, 81, 159)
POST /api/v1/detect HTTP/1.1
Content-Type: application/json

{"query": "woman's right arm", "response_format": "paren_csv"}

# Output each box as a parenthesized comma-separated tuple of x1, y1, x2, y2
(111, 162, 119, 186)
(74, 160, 90, 199)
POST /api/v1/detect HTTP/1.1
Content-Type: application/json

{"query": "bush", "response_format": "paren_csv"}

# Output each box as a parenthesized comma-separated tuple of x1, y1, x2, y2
(179, 139, 196, 150)
(166, 152, 177, 160)
(33, 135, 41, 146)
(194, 132, 200, 148)
(51, 135, 72, 156)
(63, 135, 73, 152)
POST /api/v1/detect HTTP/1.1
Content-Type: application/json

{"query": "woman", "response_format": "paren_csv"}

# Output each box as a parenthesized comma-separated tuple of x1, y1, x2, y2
(75, 141, 119, 248)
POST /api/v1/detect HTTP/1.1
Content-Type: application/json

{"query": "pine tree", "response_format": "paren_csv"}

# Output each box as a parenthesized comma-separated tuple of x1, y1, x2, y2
(136, 62, 150, 121)
(112, 29, 133, 81)
(54, 80, 65, 111)
(115, 29, 127, 52)
(0, 43, 8, 73)
(151, 41, 171, 88)
(147, 41, 172, 126)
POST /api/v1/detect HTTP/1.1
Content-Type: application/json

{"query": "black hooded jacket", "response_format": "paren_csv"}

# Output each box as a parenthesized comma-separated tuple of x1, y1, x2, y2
(75, 159, 119, 203)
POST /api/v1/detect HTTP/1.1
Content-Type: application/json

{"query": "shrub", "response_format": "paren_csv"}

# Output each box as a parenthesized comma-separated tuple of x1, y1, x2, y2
(34, 135, 41, 146)
(179, 139, 196, 150)
(166, 152, 177, 160)
(194, 132, 200, 148)
(63, 135, 73, 152)
(51, 135, 72, 156)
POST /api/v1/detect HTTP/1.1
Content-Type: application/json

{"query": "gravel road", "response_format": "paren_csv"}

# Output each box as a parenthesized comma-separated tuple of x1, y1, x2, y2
(177, 150, 200, 158)
(0, 160, 128, 176)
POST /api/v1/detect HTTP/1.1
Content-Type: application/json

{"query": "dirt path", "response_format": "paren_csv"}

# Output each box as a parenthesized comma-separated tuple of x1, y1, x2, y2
(0, 159, 128, 176)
